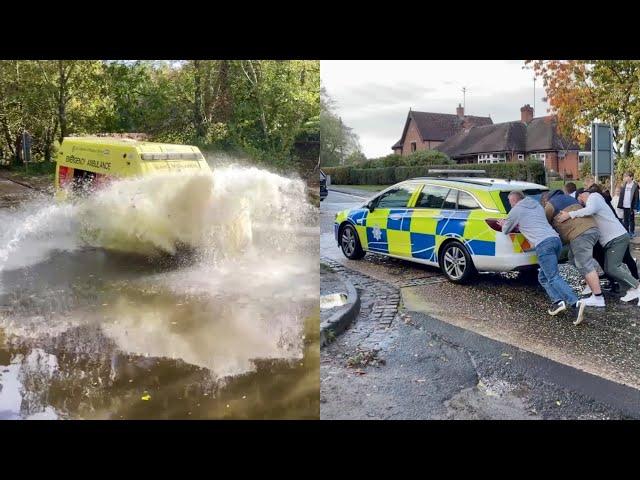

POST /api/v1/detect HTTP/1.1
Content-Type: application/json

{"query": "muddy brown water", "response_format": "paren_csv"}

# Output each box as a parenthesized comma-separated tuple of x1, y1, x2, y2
(0, 169, 319, 419)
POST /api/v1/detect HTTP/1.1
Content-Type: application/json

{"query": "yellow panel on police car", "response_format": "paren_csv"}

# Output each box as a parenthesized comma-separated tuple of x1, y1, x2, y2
(408, 210, 438, 234)
(387, 229, 412, 257)
(365, 209, 389, 228)
(356, 225, 368, 249)
(462, 210, 496, 243)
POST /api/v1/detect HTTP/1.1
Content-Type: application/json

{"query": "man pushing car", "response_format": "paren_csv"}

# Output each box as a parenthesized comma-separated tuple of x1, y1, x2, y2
(498, 191, 586, 324)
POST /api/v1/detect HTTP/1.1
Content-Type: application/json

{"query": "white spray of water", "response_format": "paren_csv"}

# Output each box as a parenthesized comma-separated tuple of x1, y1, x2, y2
(0, 165, 318, 381)
(0, 166, 315, 266)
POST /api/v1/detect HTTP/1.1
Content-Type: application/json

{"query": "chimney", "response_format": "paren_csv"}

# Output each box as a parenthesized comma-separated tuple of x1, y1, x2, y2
(520, 104, 534, 124)
(456, 103, 464, 118)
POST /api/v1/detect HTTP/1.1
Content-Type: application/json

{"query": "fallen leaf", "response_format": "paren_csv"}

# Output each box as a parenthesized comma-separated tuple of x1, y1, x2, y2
(556, 401, 561, 406)
(141, 393, 151, 401)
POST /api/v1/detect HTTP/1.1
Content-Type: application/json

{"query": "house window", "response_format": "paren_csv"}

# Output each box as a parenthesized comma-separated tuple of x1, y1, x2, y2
(478, 153, 506, 164)
(411, 142, 417, 152)
(517, 154, 524, 161)
(540, 153, 546, 160)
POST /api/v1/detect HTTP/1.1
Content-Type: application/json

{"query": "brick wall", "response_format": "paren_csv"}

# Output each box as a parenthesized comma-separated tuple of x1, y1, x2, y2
(401, 118, 425, 156)
(558, 151, 579, 179)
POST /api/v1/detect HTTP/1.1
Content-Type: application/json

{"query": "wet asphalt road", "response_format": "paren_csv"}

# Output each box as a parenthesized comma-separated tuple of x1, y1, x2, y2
(321, 187, 640, 419)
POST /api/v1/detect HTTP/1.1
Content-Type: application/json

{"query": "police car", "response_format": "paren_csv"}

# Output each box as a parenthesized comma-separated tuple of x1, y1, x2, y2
(334, 176, 548, 283)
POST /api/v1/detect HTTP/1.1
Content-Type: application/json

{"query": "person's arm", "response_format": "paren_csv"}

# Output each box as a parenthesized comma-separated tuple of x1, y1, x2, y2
(501, 208, 518, 234)
(568, 194, 601, 218)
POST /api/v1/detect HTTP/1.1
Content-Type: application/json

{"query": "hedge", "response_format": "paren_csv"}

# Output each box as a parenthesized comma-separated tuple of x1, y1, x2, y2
(323, 161, 546, 186)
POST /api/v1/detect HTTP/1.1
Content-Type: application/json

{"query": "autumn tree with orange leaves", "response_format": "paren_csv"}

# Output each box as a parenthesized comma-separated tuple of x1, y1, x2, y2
(527, 60, 640, 158)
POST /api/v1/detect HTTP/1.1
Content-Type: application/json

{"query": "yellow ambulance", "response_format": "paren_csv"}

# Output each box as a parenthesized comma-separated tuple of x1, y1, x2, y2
(54, 136, 211, 200)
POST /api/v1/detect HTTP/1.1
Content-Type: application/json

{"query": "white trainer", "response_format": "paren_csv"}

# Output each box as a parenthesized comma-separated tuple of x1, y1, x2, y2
(581, 294, 605, 307)
(581, 285, 592, 295)
(620, 286, 640, 303)
(573, 300, 587, 326)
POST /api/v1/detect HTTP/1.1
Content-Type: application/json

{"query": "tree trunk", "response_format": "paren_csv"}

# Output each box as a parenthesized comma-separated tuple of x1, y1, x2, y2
(193, 60, 206, 140)
(624, 138, 632, 157)
(58, 61, 68, 144)
(215, 60, 232, 123)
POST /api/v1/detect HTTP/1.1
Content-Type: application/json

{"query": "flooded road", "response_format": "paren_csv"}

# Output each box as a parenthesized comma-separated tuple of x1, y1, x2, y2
(0, 168, 319, 419)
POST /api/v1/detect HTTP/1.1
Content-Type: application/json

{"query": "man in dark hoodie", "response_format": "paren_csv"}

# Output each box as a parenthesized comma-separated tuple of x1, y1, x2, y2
(541, 189, 604, 313)
(498, 191, 585, 324)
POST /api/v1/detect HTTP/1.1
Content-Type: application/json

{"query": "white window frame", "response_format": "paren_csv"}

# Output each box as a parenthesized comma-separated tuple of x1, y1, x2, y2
(517, 154, 524, 161)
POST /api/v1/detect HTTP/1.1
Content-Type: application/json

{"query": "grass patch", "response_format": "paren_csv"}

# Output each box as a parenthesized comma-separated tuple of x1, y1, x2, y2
(548, 180, 584, 190)
(1, 160, 56, 179)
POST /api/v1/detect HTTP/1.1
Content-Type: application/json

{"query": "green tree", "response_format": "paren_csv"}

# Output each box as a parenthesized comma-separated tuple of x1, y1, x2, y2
(404, 149, 452, 166)
(320, 86, 362, 167)
(528, 60, 640, 157)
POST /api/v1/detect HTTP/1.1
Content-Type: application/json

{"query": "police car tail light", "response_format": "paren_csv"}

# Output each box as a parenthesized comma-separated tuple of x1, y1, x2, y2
(485, 218, 520, 233)
(485, 219, 502, 231)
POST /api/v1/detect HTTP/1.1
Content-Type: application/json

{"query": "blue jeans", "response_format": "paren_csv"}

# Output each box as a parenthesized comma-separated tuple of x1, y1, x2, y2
(536, 236, 578, 306)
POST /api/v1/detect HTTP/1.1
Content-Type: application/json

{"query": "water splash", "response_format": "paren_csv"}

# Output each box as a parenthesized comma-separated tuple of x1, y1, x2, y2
(0, 165, 319, 402)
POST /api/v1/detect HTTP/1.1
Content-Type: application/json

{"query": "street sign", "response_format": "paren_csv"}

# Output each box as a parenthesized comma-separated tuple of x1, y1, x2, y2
(22, 132, 32, 163)
(591, 123, 613, 177)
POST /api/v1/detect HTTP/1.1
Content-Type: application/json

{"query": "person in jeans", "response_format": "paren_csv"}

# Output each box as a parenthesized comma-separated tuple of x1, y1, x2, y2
(583, 183, 639, 295)
(558, 189, 640, 304)
(499, 191, 585, 322)
(541, 190, 604, 311)
(617, 171, 639, 236)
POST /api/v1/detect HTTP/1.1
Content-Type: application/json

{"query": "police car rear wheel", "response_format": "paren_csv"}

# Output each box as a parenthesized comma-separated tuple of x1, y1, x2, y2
(340, 224, 365, 260)
(439, 241, 476, 283)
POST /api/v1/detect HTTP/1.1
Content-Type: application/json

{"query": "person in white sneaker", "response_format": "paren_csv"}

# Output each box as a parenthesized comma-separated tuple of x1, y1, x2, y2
(542, 190, 605, 308)
(558, 190, 640, 304)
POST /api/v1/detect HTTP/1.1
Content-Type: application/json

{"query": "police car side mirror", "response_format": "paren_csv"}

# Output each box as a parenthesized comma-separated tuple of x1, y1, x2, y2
(367, 201, 375, 212)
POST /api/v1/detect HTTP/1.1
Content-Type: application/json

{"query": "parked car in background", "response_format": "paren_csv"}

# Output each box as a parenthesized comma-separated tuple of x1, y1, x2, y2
(320, 169, 328, 201)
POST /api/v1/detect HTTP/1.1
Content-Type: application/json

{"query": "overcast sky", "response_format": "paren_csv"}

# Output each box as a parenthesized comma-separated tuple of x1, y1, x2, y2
(321, 60, 549, 158)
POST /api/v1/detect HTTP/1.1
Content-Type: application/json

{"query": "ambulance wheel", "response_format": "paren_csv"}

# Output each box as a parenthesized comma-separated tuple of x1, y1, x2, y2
(439, 240, 476, 283)
(340, 224, 365, 260)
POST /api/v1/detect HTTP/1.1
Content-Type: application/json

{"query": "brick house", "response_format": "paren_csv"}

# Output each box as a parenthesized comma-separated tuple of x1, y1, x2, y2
(435, 105, 582, 179)
(391, 105, 493, 156)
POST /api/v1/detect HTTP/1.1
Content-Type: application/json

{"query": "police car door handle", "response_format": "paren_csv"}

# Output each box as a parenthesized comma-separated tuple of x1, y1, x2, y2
(389, 214, 402, 220)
